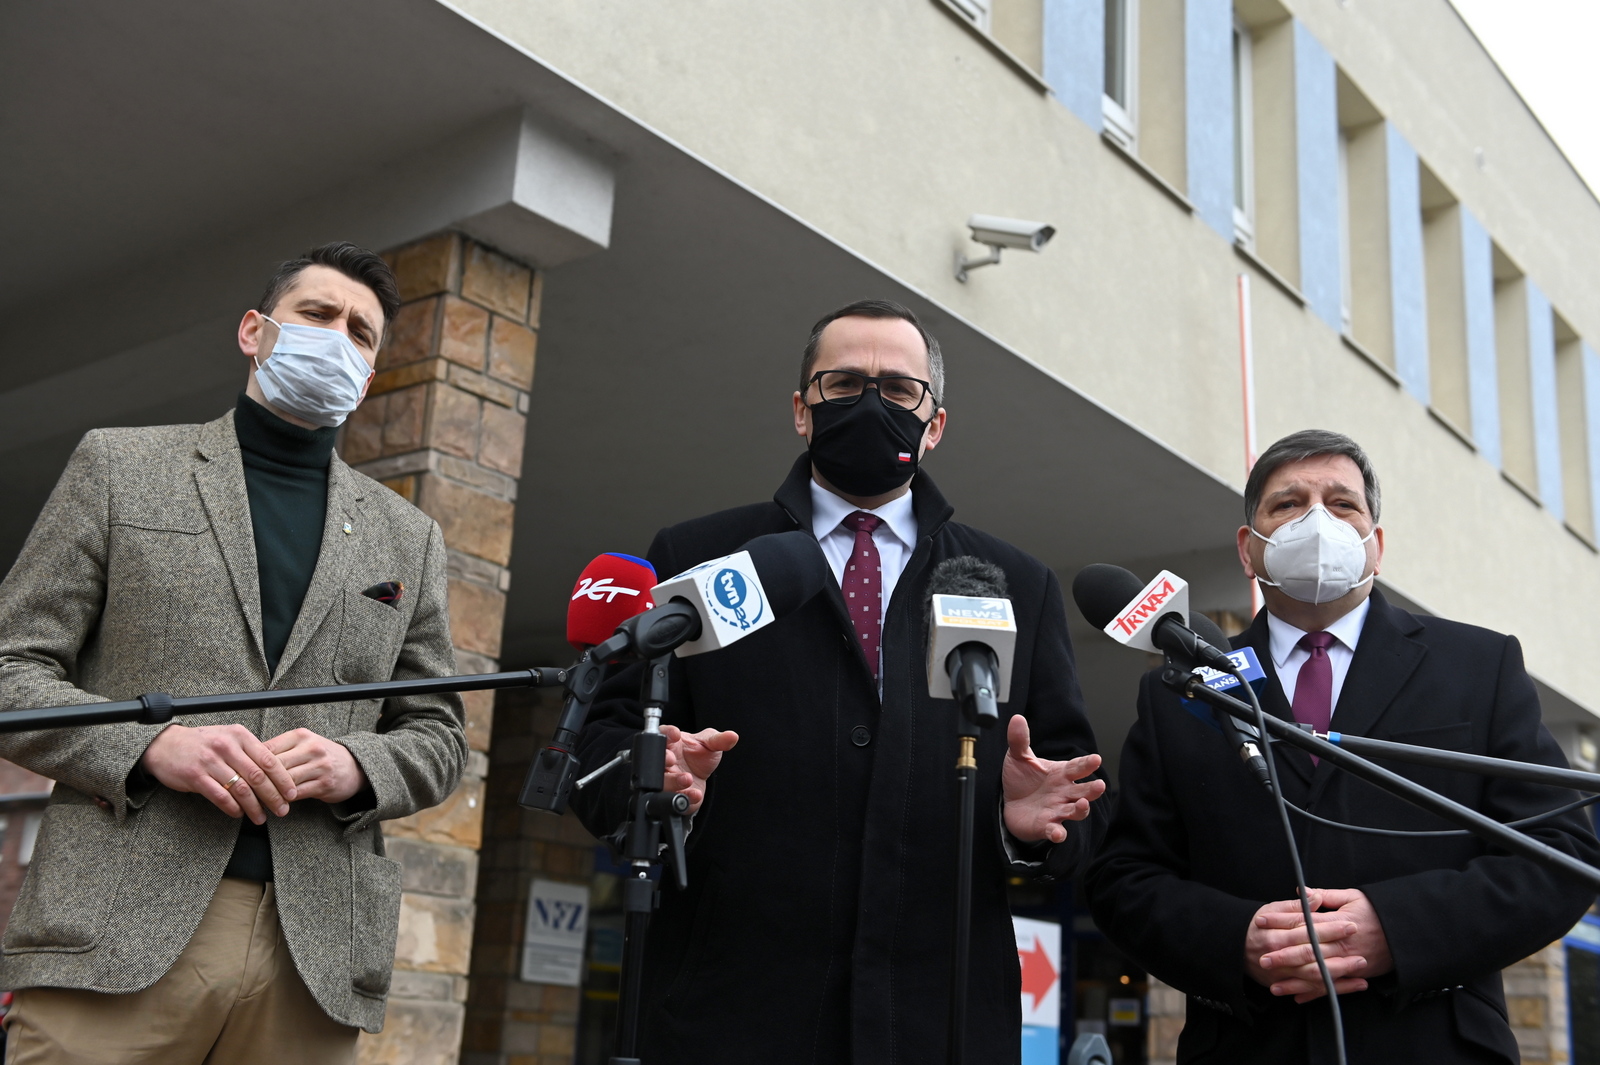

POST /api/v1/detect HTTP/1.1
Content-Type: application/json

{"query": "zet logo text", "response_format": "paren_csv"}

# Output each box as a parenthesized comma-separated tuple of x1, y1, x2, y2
(572, 578, 643, 604)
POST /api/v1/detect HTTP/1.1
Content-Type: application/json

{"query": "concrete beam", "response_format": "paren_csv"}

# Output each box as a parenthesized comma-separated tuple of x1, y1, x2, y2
(0, 109, 614, 455)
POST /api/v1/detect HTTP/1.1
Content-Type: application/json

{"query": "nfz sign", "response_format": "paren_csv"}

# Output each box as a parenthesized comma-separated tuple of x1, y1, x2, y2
(521, 878, 591, 987)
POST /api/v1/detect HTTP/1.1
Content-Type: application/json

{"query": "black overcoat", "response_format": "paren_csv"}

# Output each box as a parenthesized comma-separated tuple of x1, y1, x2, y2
(1085, 591, 1600, 1064)
(572, 455, 1108, 1064)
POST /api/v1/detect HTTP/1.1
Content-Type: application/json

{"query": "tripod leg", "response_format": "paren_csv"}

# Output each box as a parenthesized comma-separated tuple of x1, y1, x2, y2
(612, 871, 654, 1065)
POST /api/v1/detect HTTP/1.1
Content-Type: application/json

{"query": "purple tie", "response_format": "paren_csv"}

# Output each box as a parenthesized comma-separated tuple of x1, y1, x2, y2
(841, 512, 884, 679)
(1293, 631, 1336, 761)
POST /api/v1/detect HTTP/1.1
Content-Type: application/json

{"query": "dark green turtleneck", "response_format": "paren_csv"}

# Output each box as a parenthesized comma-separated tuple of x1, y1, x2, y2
(235, 392, 337, 674)
(225, 393, 337, 881)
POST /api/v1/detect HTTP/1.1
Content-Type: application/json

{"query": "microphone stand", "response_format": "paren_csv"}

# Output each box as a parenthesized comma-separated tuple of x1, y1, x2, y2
(945, 646, 1001, 1065)
(573, 656, 690, 1065)
(519, 604, 703, 1065)
(0, 668, 570, 733)
(1174, 677, 1600, 892)
(951, 713, 979, 1065)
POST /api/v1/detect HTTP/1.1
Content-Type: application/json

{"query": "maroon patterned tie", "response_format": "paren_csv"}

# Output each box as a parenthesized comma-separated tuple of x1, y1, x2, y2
(1292, 631, 1336, 762)
(842, 512, 884, 679)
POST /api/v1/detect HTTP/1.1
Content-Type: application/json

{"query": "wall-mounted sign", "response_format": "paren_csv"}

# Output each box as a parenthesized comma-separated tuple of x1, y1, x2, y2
(1015, 916, 1061, 1065)
(521, 878, 590, 986)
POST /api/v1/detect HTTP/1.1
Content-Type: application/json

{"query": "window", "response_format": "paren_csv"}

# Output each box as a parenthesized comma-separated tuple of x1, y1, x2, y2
(1338, 129, 1353, 333)
(948, 0, 992, 32)
(1231, 15, 1255, 246)
(1103, 0, 1138, 149)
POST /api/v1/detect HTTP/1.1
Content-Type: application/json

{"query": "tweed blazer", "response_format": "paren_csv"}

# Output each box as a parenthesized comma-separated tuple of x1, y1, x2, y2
(0, 409, 466, 1033)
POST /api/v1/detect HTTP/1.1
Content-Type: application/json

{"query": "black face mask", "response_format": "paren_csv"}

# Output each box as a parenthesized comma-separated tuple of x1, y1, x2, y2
(807, 395, 931, 497)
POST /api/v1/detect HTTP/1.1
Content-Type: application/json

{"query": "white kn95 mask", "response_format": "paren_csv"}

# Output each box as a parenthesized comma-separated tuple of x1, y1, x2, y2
(1250, 504, 1376, 605)
(253, 316, 374, 428)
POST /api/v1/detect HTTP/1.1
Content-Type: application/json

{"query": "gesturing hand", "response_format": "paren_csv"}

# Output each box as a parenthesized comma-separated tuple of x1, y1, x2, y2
(264, 728, 368, 805)
(141, 723, 297, 824)
(659, 725, 739, 816)
(1001, 715, 1105, 844)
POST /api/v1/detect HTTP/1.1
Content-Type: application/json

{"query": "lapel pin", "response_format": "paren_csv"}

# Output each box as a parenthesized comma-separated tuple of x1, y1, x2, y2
(343, 522, 353, 535)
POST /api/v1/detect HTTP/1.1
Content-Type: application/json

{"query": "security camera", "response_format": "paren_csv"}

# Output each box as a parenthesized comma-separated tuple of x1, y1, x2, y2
(967, 214, 1055, 252)
(956, 214, 1056, 282)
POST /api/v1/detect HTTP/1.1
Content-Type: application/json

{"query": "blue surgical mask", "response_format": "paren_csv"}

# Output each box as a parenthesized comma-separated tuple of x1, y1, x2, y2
(253, 316, 374, 428)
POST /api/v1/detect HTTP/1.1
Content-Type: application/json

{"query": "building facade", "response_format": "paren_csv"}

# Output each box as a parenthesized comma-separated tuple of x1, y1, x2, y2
(1, 1, 1597, 1062)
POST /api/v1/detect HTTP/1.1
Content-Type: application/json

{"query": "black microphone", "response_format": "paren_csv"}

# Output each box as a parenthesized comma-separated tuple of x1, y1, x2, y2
(1071, 563, 1236, 673)
(925, 557, 1014, 727)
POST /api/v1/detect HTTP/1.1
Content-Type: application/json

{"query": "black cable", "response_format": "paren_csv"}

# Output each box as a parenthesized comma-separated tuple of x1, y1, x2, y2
(1284, 791, 1600, 839)
(1233, 670, 1347, 1065)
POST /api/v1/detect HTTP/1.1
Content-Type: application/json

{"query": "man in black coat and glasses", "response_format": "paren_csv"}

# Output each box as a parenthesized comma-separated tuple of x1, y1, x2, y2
(572, 299, 1109, 1064)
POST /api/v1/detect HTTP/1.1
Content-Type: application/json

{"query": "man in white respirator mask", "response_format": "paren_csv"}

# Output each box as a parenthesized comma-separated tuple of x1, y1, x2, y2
(1088, 429, 1599, 1064)
(0, 242, 466, 1063)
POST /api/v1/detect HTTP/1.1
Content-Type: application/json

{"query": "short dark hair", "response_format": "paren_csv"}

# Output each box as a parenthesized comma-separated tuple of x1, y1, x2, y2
(1245, 429, 1382, 525)
(800, 299, 946, 405)
(257, 241, 401, 333)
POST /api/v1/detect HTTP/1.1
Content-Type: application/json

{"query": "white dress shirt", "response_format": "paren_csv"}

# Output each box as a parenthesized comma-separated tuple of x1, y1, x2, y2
(809, 480, 918, 613)
(1266, 596, 1371, 720)
(811, 480, 1039, 861)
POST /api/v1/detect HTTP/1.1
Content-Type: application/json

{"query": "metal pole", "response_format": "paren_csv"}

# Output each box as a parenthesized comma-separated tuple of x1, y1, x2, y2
(0, 668, 568, 733)
(1186, 683, 1600, 891)
(949, 731, 977, 1065)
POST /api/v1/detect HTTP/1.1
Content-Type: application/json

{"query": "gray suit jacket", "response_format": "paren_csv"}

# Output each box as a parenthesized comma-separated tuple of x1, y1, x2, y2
(0, 409, 466, 1033)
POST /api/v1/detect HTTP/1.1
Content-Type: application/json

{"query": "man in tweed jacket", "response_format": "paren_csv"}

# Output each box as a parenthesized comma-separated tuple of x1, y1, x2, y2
(0, 243, 466, 1064)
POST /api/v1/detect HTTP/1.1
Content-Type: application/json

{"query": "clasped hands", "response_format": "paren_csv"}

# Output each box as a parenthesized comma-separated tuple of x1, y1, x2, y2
(659, 715, 1105, 844)
(1246, 889, 1393, 1002)
(140, 723, 367, 824)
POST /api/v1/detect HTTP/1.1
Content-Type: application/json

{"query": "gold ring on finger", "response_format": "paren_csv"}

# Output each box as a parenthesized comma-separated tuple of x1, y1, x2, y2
(223, 772, 242, 790)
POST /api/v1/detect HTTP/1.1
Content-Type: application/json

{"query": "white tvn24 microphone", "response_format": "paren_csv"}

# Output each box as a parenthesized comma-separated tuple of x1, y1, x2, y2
(650, 531, 830, 657)
(925, 557, 1017, 726)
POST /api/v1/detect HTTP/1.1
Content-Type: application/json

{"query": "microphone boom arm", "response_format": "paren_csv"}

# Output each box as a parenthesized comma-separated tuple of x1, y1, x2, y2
(0, 668, 569, 733)
(1178, 678, 1600, 892)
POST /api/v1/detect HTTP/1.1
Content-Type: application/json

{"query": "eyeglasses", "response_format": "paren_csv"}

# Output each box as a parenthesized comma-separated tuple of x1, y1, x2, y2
(807, 370, 934, 412)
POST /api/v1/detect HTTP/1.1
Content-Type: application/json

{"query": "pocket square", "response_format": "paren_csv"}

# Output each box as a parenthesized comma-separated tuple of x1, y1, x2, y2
(361, 581, 404, 608)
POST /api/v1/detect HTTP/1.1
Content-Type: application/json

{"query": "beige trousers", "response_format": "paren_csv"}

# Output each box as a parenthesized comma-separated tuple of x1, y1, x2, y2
(5, 878, 359, 1065)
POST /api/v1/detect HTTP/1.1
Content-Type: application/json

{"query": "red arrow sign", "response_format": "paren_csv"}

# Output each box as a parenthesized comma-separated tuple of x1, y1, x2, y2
(1018, 934, 1058, 1011)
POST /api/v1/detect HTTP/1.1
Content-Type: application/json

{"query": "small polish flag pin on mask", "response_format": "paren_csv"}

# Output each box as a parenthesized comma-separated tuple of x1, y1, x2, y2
(897, 452, 913, 463)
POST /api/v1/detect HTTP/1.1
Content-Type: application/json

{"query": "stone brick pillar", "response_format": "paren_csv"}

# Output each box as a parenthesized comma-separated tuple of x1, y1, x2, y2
(339, 230, 539, 1065)
(1144, 975, 1183, 1065)
(461, 687, 598, 1065)
(1507, 943, 1572, 1064)
(1146, 949, 1579, 1064)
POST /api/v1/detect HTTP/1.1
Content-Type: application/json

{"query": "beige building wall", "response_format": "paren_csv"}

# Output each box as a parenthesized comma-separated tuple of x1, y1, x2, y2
(454, 0, 1600, 713)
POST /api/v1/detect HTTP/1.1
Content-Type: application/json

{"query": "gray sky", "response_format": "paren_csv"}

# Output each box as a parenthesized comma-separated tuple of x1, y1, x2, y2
(1449, 0, 1600, 198)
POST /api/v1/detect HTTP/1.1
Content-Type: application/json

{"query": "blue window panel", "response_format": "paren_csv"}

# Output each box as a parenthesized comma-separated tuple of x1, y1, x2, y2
(1043, 0, 1104, 131)
(1586, 343, 1600, 540)
(1187, 0, 1234, 238)
(1294, 23, 1341, 331)
(1462, 210, 1501, 468)
(1527, 281, 1563, 521)
(1386, 125, 1430, 405)
(1566, 913, 1600, 954)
